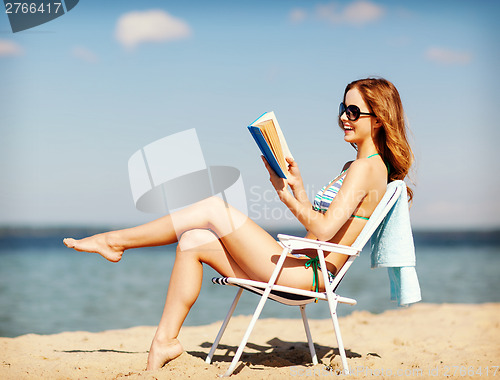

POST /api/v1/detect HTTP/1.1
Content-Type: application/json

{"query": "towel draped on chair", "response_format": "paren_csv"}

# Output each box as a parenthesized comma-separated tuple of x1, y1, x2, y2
(370, 181, 421, 306)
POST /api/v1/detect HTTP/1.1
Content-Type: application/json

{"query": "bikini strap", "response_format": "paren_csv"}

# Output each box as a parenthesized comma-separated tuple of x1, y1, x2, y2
(366, 152, 390, 175)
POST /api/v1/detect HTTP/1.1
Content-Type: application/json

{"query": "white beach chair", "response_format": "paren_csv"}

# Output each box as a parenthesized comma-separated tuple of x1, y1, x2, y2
(206, 181, 404, 376)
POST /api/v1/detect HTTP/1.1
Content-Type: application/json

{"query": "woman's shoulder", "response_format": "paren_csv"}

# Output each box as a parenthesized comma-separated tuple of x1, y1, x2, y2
(344, 157, 386, 184)
(344, 158, 373, 172)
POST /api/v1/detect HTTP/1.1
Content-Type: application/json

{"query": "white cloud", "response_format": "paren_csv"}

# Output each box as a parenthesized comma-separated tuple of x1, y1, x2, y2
(425, 47, 472, 65)
(0, 39, 23, 57)
(316, 3, 342, 24)
(72, 46, 98, 63)
(290, 8, 307, 24)
(115, 9, 191, 49)
(316, 1, 384, 25)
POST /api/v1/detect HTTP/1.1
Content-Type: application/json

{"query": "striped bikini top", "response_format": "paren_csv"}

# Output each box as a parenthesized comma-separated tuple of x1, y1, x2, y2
(312, 152, 382, 219)
(312, 171, 347, 214)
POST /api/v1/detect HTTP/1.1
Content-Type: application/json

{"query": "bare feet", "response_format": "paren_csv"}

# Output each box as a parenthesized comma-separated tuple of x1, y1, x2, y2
(146, 337, 184, 370)
(63, 232, 124, 262)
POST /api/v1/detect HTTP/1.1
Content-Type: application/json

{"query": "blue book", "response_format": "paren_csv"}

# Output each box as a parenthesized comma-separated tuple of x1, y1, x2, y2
(247, 111, 293, 179)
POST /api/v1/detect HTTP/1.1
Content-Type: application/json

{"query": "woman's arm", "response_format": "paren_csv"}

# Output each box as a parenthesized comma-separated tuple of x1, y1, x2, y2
(264, 157, 375, 241)
(261, 155, 312, 208)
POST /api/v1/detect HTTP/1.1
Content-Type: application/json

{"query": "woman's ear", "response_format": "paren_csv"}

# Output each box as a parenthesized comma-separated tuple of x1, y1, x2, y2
(373, 118, 383, 129)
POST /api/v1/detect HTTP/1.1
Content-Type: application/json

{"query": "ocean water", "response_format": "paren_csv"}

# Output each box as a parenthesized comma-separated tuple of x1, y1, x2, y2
(0, 229, 499, 338)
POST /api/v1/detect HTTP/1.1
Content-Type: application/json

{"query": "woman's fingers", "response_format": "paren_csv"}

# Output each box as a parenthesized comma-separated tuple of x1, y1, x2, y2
(286, 156, 298, 170)
(261, 155, 272, 172)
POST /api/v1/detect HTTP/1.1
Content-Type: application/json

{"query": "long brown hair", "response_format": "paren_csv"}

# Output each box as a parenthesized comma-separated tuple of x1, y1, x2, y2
(340, 78, 415, 201)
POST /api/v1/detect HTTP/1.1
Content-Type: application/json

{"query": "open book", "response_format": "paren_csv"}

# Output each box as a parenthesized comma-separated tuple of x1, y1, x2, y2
(248, 111, 293, 179)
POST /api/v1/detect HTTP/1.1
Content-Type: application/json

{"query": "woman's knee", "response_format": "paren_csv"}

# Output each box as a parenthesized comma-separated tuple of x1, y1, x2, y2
(201, 196, 248, 235)
(201, 196, 228, 219)
(177, 229, 218, 252)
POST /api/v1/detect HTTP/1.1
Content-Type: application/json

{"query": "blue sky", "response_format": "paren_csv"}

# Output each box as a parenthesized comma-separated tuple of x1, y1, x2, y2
(0, 0, 499, 230)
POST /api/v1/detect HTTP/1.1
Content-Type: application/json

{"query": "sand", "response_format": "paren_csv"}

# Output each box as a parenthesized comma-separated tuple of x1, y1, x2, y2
(1, 303, 499, 379)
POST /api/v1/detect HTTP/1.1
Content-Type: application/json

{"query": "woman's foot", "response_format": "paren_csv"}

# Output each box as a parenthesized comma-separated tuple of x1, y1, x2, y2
(63, 232, 124, 262)
(146, 337, 184, 370)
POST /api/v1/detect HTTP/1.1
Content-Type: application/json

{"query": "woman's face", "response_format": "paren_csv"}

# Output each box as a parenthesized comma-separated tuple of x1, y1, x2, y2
(340, 88, 376, 145)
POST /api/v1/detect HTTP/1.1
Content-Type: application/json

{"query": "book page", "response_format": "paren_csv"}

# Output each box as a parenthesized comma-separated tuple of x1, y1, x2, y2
(251, 112, 293, 161)
(268, 113, 293, 161)
(249, 111, 293, 178)
(256, 119, 287, 174)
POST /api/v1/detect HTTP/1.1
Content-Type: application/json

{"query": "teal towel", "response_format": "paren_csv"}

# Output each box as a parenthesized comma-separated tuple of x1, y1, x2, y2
(370, 181, 421, 306)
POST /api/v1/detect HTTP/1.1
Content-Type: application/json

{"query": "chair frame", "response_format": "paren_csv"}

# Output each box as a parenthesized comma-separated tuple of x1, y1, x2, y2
(205, 182, 403, 376)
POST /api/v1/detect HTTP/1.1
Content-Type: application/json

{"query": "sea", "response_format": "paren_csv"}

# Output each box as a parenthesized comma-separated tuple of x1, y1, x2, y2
(0, 227, 499, 338)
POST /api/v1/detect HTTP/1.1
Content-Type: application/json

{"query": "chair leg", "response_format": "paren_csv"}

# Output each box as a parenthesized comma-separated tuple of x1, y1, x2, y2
(327, 299, 350, 375)
(318, 249, 350, 375)
(222, 246, 290, 376)
(300, 305, 318, 365)
(222, 286, 272, 376)
(206, 288, 243, 364)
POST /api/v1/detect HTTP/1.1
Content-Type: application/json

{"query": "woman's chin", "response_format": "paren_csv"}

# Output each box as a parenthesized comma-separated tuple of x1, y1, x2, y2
(343, 134, 355, 143)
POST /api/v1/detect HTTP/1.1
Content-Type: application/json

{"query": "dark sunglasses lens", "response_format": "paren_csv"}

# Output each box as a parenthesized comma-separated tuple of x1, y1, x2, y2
(339, 103, 346, 117)
(346, 105, 360, 121)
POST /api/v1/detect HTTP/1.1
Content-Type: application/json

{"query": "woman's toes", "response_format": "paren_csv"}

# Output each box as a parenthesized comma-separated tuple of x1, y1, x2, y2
(61, 234, 123, 263)
(63, 238, 76, 248)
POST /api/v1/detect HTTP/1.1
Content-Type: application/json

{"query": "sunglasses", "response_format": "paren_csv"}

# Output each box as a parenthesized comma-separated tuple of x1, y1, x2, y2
(339, 102, 375, 121)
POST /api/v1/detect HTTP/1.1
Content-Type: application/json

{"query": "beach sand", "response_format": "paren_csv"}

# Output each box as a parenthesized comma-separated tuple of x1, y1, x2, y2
(1, 303, 499, 379)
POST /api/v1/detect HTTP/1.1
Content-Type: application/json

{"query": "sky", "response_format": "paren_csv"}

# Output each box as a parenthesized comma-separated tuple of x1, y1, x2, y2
(0, 0, 499, 231)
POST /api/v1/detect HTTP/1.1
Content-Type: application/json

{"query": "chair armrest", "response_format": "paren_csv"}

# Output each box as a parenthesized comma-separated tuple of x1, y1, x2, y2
(277, 234, 359, 256)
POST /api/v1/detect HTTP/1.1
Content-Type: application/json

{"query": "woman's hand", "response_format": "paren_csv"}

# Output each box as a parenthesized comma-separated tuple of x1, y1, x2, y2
(284, 157, 303, 190)
(261, 156, 289, 199)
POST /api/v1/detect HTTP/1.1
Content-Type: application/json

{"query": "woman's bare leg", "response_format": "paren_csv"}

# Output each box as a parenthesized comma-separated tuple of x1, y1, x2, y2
(64, 197, 320, 369)
(145, 225, 324, 370)
(63, 196, 245, 262)
(64, 196, 319, 287)
(146, 228, 250, 370)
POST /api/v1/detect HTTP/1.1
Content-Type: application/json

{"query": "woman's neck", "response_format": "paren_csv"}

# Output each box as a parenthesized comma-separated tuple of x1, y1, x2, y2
(356, 142, 379, 160)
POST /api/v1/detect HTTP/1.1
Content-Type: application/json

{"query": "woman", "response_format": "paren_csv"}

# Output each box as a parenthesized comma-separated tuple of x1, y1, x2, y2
(63, 77, 414, 370)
